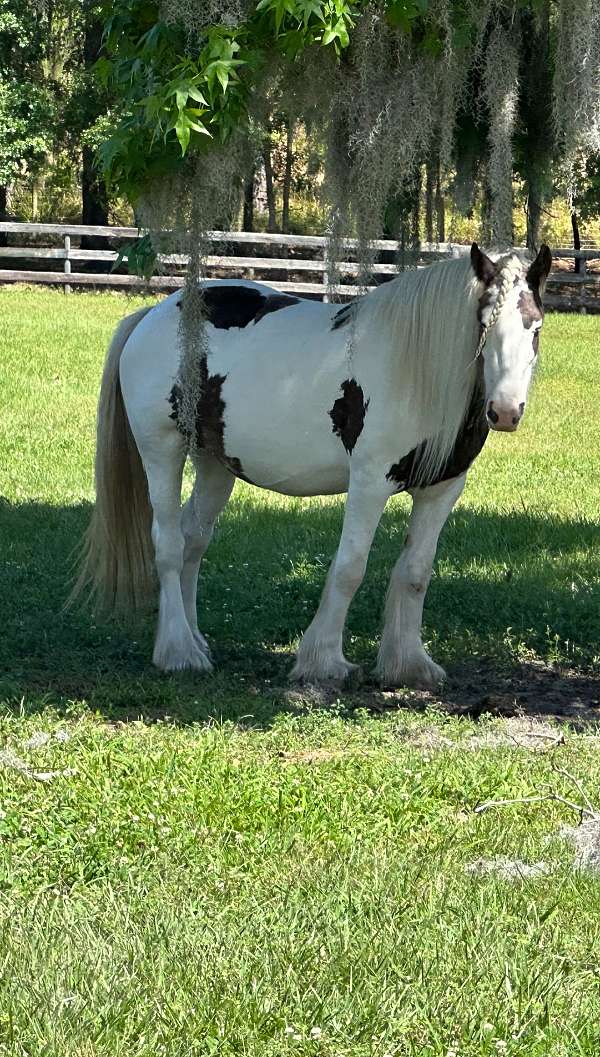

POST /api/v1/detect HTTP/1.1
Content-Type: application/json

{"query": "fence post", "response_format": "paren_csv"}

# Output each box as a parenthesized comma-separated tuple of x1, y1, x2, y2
(64, 234, 71, 294)
(322, 244, 329, 303)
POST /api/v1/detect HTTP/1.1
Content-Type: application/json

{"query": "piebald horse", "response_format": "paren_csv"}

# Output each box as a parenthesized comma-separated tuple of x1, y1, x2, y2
(78, 243, 552, 687)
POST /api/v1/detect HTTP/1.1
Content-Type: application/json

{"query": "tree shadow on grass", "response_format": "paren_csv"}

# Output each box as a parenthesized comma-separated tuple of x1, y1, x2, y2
(0, 496, 599, 727)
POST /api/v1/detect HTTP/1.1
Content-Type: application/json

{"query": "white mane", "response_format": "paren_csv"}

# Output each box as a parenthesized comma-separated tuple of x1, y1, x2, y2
(356, 252, 526, 484)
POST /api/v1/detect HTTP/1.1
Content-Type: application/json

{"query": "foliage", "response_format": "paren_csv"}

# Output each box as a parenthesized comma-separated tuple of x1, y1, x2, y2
(98, 0, 451, 201)
(565, 153, 600, 225)
(95, 0, 600, 309)
(0, 80, 53, 184)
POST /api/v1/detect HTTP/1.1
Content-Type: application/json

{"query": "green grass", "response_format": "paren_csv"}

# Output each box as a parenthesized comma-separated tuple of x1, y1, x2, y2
(1, 287, 600, 1056)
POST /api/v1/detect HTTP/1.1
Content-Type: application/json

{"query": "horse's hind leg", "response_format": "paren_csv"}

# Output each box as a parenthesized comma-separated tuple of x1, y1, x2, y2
(180, 453, 235, 650)
(142, 432, 213, 672)
(376, 473, 466, 689)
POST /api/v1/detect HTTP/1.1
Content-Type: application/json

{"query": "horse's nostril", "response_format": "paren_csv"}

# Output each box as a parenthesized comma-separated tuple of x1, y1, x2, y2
(487, 403, 499, 424)
(519, 402, 525, 414)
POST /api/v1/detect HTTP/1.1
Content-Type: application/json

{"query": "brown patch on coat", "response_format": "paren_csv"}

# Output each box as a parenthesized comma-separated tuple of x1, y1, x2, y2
(172, 364, 253, 482)
(329, 379, 369, 454)
(477, 284, 496, 327)
(518, 289, 543, 329)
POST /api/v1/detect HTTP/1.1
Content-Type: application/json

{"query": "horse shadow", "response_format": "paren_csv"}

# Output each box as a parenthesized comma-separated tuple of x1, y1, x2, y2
(0, 495, 599, 727)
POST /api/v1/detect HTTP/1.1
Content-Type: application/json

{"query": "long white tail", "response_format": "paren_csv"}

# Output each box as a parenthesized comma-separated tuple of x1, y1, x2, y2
(72, 306, 155, 612)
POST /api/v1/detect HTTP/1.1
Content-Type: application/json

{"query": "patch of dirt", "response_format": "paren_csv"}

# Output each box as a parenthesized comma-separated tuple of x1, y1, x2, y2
(401, 717, 569, 752)
(465, 857, 551, 880)
(466, 820, 600, 881)
(559, 819, 600, 873)
(278, 659, 600, 728)
(360, 659, 600, 727)
(278, 749, 344, 765)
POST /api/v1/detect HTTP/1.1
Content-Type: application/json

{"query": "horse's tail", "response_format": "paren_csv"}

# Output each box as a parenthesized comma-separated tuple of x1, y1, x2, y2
(71, 305, 155, 613)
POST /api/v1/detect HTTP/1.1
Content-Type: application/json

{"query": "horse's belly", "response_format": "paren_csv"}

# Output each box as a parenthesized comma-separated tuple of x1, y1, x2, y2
(220, 372, 349, 496)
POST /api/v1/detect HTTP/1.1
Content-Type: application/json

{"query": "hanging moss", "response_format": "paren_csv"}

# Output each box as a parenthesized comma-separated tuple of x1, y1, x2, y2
(553, 0, 600, 158)
(483, 21, 519, 247)
(112, 0, 600, 458)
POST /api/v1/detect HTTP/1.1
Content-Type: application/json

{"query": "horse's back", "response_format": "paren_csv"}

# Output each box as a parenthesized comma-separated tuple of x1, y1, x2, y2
(119, 280, 352, 495)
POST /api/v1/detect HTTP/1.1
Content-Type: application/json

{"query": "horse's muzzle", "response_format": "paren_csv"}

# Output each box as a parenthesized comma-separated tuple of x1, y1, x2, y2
(486, 400, 525, 432)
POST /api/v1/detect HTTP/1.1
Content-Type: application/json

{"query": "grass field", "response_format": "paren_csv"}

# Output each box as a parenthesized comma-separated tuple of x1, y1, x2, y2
(1, 287, 600, 1056)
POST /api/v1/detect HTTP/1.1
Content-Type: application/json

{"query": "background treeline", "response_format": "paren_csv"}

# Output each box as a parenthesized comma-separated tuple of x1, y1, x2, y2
(1, 0, 600, 248)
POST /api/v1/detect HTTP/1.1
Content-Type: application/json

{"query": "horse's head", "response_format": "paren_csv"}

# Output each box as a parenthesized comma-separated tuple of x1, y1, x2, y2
(470, 242, 552, 432)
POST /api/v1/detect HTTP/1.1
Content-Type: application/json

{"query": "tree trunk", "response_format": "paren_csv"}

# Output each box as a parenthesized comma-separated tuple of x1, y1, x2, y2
(425, 158, 434, 244)
(572, 211, 582, 274)
(80, 10, 109, 254)
(526, 177, 543, 252)
(242, 171, 255, 232)
(521, 5, 552, 252)
(435, 160, 445, 243)
(80, 146, 109, 255)
(263, 140, 277, 232)
(281, 119, 295, 233)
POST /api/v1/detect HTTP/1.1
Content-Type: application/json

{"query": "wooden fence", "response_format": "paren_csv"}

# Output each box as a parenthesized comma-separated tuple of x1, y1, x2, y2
(0, 221, 598, 311)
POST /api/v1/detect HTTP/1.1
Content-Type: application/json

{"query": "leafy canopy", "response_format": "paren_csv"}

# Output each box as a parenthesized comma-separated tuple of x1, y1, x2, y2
(99, 0, 504, 199)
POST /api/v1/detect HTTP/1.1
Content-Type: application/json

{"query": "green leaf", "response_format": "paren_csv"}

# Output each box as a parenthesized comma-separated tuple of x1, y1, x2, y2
(112, 235, 157, 281)
(175, 113, 190, 153)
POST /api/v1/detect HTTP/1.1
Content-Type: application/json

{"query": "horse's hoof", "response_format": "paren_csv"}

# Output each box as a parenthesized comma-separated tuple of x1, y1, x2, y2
(289, 657, 359, 684)
(376, 652, 445, 690)
(153, 637, 213, 673)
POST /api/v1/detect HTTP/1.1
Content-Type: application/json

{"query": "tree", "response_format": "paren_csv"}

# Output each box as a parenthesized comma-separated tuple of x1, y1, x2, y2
(97, 0, 600, 279)
(62, 2, 113, 247)
(0, 1, 59, 226)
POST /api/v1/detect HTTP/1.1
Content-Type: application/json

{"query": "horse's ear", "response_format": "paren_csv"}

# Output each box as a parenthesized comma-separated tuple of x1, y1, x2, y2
(470, 242, 497, 285)
(527, 244, 552, 292)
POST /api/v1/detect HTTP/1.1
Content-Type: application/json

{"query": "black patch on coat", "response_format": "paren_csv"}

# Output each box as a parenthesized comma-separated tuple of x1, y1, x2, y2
(201, 286, 266, 329)
(517, 288, 543, 329)
(169, 360, 255, 483)
(176, 287, 299, 329)
(386, 365, 488, 490)
(223, 455, 254, 484)
(331, 303, 355, 331)
(253, 292, 300, 323)
(329, 379, 369, 454)
(195, 362, 227, 454)
(168, 383, 183, 426)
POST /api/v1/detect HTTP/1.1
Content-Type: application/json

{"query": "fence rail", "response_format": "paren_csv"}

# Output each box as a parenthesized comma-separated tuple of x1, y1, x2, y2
(0, 222, 598, 310)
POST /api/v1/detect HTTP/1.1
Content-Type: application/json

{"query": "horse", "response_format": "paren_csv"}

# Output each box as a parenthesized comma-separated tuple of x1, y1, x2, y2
(76, 242, 552, 688)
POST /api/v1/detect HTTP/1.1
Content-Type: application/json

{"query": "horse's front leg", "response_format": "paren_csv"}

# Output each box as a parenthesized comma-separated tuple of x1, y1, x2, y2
(291, 471, 391, 683)
(376, 473, 466, 689)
